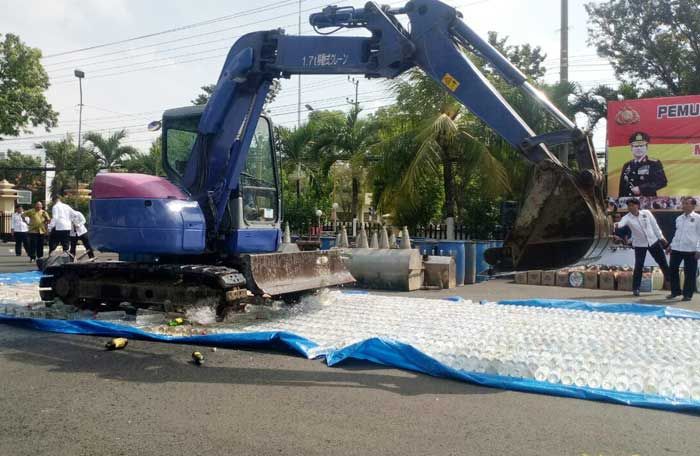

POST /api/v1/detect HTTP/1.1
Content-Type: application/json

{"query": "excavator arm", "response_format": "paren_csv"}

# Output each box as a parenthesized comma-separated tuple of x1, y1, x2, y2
(189, 0, 610, 271)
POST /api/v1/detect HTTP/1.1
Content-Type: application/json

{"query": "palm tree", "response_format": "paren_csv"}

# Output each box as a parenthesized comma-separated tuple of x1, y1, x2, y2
(276, 123, 321, 200)
(84, 129, 139, 171)
(312, 106, 379, 220)
(40, 134, 99, 197)
(403, 101, 510, 219)
(123, 138, 164, 176)
(385, 70, 510, 220)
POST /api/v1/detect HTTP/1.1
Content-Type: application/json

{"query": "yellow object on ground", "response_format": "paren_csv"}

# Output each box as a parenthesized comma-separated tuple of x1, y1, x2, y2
(191, 351, 204, 365)
(105, 338, 128, 350)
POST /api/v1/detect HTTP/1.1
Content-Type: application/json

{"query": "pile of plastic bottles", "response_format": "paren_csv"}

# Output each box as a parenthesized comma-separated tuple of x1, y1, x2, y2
(242, 291, 700, 401)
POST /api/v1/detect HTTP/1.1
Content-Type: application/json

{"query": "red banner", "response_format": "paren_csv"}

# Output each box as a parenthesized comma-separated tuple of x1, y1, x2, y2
(607, 95, 700, 210)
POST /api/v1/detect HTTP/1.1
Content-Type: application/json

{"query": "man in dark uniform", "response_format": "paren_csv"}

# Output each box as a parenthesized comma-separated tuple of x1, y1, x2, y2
(618, 131, 668, 197)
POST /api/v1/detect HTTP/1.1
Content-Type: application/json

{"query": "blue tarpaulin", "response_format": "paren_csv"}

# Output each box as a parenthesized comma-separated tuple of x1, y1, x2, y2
(1, 272, 699, 413)
(0, 271, 42, 285)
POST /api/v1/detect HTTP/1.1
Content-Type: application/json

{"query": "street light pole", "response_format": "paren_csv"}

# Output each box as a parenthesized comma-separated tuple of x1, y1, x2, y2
(74, 69, 85, 188)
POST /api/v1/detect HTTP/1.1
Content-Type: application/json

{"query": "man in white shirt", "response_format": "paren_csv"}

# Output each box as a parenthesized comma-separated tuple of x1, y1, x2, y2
(69, 209, 94, 259)
(49, 195, 73, 253)
(616, 198, 670, 296)
(666, 197, 700, 301)
(11, 205, 29, 257)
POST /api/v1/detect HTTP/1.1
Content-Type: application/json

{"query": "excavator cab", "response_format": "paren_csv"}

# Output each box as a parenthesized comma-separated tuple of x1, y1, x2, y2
(161, 106, 282, 253)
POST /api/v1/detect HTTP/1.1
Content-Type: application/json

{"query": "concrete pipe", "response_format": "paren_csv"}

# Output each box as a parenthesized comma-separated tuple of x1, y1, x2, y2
(346, 248, 423, 291)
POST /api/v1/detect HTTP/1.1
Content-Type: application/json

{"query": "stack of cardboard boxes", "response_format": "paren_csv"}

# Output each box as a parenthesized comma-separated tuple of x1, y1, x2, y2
(514, 266, 663, 291)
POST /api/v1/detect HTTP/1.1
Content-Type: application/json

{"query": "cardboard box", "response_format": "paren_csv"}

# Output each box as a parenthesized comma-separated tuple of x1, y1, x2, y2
(583, 270, 599, 289)
(527, 270, 542, 285)
(541, 270, 556, 286)
(617, 271, 633, 291)
(599, 271, 616, 290)
(556, 270, 570, 287)
(515, 271, 528, 284)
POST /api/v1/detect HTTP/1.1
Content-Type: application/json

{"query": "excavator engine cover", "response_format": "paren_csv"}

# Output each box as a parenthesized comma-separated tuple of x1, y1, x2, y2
(486, 160, 609, 271)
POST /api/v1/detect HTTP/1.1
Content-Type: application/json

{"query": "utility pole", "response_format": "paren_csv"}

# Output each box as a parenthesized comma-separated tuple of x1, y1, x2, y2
(74, 69, 85, 188)
(297, 0, 302, 128)
(560, 0, 568, 83)
(346, 76, 361, 222)
(296, 0, 302, 206)
(558, 0, 569, 165)
(347, 76, 359, 111)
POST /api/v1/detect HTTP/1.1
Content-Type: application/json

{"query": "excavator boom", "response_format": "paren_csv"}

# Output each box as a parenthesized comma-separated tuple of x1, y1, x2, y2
(191, 0, 609, 270)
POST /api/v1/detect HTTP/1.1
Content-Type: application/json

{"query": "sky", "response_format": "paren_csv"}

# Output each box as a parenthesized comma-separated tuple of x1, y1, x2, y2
(0, 0, 617, 156)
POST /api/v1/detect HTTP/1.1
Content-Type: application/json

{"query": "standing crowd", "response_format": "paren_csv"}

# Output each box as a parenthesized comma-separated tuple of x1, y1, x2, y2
(10, 195, 94, 263)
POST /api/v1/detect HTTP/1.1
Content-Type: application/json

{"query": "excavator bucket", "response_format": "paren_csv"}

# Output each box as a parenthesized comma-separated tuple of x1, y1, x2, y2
(486, 161, 610, 271)
(241, 249, 355, 297)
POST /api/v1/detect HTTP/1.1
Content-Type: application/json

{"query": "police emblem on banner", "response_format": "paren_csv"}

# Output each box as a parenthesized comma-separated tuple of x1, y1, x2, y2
(615, 107, 640, 125)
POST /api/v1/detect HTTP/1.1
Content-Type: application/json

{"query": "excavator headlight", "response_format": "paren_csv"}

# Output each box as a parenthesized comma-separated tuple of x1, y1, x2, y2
(166, 200, 199, 213)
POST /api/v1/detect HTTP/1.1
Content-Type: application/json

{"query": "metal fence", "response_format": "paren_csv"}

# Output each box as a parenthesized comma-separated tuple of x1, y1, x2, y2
(317, 221, 503, 240)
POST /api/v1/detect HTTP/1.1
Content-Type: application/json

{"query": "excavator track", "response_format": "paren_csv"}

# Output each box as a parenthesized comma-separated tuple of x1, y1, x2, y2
(39, 250, 355, 314)
(40, 262, 248, 313)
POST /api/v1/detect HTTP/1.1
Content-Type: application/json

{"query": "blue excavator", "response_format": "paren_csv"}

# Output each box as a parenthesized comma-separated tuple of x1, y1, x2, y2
(41, 0, 609, 313)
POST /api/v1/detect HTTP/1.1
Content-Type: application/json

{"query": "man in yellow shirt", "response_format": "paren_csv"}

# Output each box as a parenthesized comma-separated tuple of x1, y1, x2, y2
(23, 201, 51, 262)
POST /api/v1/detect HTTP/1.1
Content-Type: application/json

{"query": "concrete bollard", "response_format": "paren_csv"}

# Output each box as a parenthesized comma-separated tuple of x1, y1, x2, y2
(357, 224, 369, 248)
(370, 231, 379, 249)
(283, 222, 291, 244)
(379, 226, 390, 249)
(337, 226, 349, 248)
(279, 222, 300, 253)
(445, 217, 455, 240)
(389, 232, 397, 249)
(400, 226, 411, 249)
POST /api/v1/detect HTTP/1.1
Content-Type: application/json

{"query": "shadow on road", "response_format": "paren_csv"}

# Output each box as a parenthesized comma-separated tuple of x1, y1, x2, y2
(564, 294, 675, 305)
(0, 329, 499, 398)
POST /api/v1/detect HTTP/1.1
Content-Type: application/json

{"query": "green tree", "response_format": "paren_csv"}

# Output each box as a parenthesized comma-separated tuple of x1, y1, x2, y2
(391, 31, 548, 198)
(41, 135, 99, 197)
(388, 70, 510, 220)
(0, 34, 58, 136)
(276, 117, 339, 232)
(371, 122, 444, 227)
(276, 122, 319, 200)
(0, 150, 44, 202)
(124, 138, 164, 176)
(191, 84, 215, 106)
(484, 31, 548, 80)
(311, 106, 379, 219)
(586, 0, 700, 95)
(405, 102, 510, 219)
(84, 129, 139, 171)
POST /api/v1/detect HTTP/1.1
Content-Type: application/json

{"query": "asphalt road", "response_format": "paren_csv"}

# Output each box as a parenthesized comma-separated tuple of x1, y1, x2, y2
(1, 244, 699, 455)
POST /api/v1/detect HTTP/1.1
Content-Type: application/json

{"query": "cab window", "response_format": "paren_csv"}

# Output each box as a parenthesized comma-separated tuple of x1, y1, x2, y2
(164, 114, 199, 177)
(166, 130, 196, 176)
(241, 118, 278, 223)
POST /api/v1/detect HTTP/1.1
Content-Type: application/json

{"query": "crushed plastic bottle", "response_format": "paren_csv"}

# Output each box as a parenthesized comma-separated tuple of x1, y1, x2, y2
(136, 309, 167, 326)
(95, 311, 127, 321)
